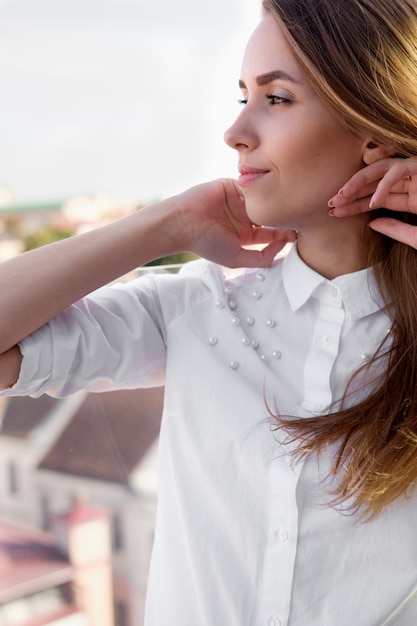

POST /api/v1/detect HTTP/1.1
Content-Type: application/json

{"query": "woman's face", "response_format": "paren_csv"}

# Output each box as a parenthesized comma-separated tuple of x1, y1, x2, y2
(224, 13, 367, 232)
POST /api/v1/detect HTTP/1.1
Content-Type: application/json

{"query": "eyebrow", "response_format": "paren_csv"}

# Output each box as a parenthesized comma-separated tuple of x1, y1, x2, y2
(239, 70, 299, 89)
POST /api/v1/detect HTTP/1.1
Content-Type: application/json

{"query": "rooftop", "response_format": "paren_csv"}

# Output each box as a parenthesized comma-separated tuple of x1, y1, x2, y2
(0, 395, 60, 438)
(0, 518, 72, 604)
(38, 388, 163, 484)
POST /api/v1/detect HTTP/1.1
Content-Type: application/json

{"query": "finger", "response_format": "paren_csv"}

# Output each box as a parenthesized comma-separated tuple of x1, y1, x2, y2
(331, 160, 394, 201)
(377, 192, 415, 212)
(230, 239, 290, 269)
(369, 217, 417, 249)
(328, 158, 417, 207)
(329, 191, 411, 217)
(328, 181, 377, 207)
(227, 178, 247, 206)
(250, 226, 297, 245)
(370, 173, 414, 209)
(328, 196, 373, 217)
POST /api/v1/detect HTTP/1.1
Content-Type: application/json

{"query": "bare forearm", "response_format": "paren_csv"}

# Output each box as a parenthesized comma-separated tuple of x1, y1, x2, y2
(0, 178, 294, 390)
(0, 199, 182, 355)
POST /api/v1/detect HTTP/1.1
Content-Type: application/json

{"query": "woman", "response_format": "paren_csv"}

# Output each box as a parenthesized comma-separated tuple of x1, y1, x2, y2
(1, 0, 417, 623)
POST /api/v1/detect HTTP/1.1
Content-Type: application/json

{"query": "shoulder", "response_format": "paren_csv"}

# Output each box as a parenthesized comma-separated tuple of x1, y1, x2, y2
(180, 255, 286, 285)
(179, 256, 286, 300)
(122, 255, 287, 321)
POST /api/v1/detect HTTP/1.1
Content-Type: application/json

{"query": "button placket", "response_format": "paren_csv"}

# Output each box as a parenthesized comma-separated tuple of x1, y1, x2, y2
(257, 455, 300, 626)
(302, 296, 345, 414)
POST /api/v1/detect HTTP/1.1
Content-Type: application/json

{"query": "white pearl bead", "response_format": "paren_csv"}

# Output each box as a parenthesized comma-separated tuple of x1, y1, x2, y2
(266, 319, 276, 328)
(231, 317, 240, 326)
(256, 272, 266, 281)
(272, 351, 282, 359)
(241, 337, 250, 346)
(246, 317, 255, 326)
(252, 291, 261, 300)
(230, 361, 239, 370)
(215, 300, 224, 309)
(208, 337, 218, 346)
(228, 300, 237, 310)
(251, 340, 259, 349)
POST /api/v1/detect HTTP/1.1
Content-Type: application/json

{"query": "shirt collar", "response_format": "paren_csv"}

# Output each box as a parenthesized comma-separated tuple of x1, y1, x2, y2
(282, 243, 387, 320)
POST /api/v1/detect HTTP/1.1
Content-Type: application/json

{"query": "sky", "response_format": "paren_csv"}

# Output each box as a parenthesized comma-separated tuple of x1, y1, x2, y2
(0, 0, 261, 205)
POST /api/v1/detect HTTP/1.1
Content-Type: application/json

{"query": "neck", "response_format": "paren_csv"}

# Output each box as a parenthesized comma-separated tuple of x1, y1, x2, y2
(296, 214, 370, 280)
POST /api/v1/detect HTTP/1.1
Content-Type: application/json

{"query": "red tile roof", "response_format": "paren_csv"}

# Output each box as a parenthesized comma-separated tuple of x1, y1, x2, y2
(0, 518, 72, 603)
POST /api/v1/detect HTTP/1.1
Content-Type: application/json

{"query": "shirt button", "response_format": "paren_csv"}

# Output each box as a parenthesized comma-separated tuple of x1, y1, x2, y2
(329, 285, 338, 297)
(269, 618, 281, 626)
(324, 335, 333, 345)
(278, 528, 288, 542)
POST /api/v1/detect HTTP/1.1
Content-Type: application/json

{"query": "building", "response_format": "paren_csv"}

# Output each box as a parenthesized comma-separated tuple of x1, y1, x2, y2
(0, 387, 163, 626)
(0, 504, 113, 626)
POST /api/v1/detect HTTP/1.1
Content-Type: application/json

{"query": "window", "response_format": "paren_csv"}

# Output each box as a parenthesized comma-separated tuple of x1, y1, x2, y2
(111, 514, 123, 551)
(39, 494, 50, 531)
(114, 601, 129, 626)
(7, 461, 18, 495)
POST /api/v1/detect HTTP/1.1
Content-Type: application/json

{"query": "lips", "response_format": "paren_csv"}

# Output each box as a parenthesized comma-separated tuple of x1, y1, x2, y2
(238, 165, 270, 187)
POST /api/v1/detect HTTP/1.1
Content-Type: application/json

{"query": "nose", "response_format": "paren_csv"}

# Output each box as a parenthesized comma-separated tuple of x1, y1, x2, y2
(224, 108, 258, 151)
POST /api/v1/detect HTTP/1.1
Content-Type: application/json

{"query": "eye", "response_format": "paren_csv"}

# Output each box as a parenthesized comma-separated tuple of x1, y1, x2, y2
(267, 94, 290, 105)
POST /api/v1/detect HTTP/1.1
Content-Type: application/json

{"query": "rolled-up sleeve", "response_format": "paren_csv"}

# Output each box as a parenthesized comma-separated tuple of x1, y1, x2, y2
(3, 275, 168, 398)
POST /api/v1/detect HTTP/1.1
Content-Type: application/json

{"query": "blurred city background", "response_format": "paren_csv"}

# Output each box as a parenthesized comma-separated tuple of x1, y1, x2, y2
(0, 1, 259, 625)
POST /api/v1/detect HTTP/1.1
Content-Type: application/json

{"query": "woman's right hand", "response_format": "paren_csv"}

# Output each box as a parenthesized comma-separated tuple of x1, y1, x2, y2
(0, 177, 296, 363)
(171, 178, 297, 268)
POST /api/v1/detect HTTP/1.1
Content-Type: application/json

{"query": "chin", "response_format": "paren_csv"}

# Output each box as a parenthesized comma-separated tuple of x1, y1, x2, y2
(245, 204, 276, 227)
(244, 194, 288, 227)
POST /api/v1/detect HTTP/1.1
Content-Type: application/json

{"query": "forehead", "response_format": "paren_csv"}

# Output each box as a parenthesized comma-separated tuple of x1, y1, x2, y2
(241, 13, 304, 83)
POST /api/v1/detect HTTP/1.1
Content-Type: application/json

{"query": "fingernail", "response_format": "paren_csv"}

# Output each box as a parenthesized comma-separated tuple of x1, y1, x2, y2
(328, 209, 336, 217)
(327, 198, 335, 207)
(369, 194, 376, 208)
(338, 186, 345, 196)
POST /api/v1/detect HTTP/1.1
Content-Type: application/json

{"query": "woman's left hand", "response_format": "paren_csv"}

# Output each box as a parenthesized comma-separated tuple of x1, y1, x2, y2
(328, 157, 417, 248)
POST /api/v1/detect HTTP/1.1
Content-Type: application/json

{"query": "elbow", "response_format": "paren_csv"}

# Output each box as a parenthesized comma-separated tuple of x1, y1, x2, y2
(0, 345, 22, 390)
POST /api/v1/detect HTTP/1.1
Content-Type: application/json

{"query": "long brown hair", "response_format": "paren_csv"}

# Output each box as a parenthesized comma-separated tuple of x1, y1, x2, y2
(263, 0, 417, 518)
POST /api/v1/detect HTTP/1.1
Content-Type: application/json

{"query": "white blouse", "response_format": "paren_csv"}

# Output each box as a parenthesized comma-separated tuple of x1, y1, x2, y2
(4, 244, 417, 626)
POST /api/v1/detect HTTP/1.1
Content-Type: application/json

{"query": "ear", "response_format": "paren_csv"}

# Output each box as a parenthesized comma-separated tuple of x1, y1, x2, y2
(362, 140, 394, 165)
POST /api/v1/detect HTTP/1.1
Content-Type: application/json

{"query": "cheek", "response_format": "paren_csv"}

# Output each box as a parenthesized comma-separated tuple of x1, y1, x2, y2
(286, 129, 364, 193)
